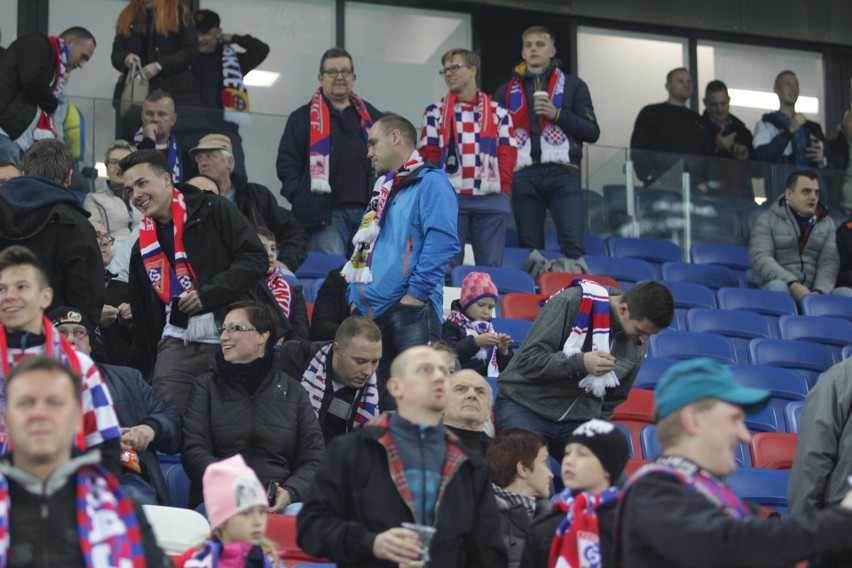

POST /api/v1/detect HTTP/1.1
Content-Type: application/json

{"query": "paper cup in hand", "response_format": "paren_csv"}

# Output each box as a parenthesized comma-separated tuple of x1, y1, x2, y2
(533, 90, 549, 100)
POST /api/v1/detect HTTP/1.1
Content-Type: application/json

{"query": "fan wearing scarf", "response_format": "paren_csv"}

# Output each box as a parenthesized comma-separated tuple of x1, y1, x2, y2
(749, 169, 852, 304)
(122, 149, 276, 413)
(276, 47, 383, 256)
(0, 27, 96, 161)
(614, 358, 852, 568)
(420, 48, 517, 270)
(0, 246, 122, 474)
(442, 272, 513, 377)
(495, 280, 673, 463)
(0, 356, 170, 566)
(343, 113, 460, 386)
(175, 455, 282, 568)
(519, 419, 629, 568)
(133, 90, 187, 182)
(493, 26, 599, 261)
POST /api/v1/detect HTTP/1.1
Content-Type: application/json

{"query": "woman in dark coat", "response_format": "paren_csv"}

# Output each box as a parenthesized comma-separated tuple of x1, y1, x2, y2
(182, 301, 325, 511)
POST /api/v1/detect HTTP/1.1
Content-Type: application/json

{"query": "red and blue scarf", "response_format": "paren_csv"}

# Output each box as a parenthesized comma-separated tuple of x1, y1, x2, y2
(300, 344, 379, 427)
(139, 189, 199, 305)
(437, 90, 500, 194)
(548, 487, 619, 568)
(446, 309, 500, 376)
(308, 89, 372, 194)
(32, 36, 68, 142)
(133, 129, 185, 183)
(265, 266, 293, 318)
(221, 44, 251, 126)
(506, 63, 570, 167)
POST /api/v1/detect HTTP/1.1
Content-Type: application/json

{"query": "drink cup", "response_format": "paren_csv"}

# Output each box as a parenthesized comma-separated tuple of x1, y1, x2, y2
(398, 522, 437, 567)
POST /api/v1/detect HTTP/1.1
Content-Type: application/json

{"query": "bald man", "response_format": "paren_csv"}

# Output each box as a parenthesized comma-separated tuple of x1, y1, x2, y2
(443, 369, 493, 458)
(298, 346, 507, 568)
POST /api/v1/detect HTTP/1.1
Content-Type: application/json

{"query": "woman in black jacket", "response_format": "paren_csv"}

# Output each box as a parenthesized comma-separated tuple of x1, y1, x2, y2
(182, 301, 325, 511)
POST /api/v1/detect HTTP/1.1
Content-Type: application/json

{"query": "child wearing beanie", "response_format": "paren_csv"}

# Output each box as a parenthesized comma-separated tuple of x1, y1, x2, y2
(176, 455, 283, 567)
(443, 271, 514, 376)
(521, 419, 630, 568)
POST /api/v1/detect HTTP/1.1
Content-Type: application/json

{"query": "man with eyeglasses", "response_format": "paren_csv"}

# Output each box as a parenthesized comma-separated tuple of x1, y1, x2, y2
(0, 139, 104, 328)
(276, 47, 383, 256)
(493, 25, 600, 260)
(420, 48, 517, 271)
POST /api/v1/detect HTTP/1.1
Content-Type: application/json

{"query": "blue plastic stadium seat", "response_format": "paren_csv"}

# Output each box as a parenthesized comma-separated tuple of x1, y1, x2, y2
(725, 468, 790, 515)
(296, 251, 348, 279)
(659, 281, 716, 330)
(689, 243, 751, 284)
(491, 318, 533, 350)
(609, 237, 683, 279)
(801, 294, 852, 324)
(661, 262, 740, 291)
(784, 401, 804, 434)
(640, 425, 661, 460)
(612, 422, 636, 459)
(307, 276, 325, 304)
(716, 288, 798, 338)
(451, 266, 536, 294)
(582, 256, 656, 290)
(501, 247, 533, 270)
(844, 345, 852, 360)
(584, 234, 608, 256)
(779, 315, 852, 364)
(649, 331, 738, 364)
(686, 309, 771, 364)
(729, 366, 808, 433)
(634, 357, 680, 390)
(163, 463, 191, 509)
(748, 338, 835, 390)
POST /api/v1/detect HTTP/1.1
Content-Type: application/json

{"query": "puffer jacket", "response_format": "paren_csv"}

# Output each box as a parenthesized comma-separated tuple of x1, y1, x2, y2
(84, 181, 143, 249)
(0, 33, 57, 140)
(749, 196, 839, 293)
(181, 354, 324, 508)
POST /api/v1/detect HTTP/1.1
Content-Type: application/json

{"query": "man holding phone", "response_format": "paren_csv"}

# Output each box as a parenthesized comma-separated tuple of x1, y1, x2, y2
(122, 149, 278, 413)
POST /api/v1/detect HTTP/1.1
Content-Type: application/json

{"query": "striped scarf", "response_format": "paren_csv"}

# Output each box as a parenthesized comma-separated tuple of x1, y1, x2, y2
(446, 309, 499, 376)
(32, 36, 68, 142)
(300, 344, 379, 427)
(265, 266, 293, 318)
(341, 150, 425, 284)
(308, 89, 373, 194)
(548, 487, 618, 568)
(436, 91, 500, 194)
(221, 44, 251, 126)
(133, 129, 184, 182)
(786, 198, 820, 252)
(0, 464, 145, 567)
(506, 64, 570, 168)
(562, 279, 618, 398)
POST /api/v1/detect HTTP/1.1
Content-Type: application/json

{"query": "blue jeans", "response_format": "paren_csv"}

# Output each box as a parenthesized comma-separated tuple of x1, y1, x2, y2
(512, 164, 585, 258)
(0, 134, 21, 163)
(494, 397, 583, 461)
(308, 206, 365, 256)
(371, 301, 442, 388)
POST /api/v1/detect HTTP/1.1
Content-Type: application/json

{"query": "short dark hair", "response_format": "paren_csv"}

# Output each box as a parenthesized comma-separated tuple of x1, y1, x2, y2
(785, 169, 819, 191)
(374, 113, 417, 148)
(144, 89, 174, 105)
(774, 70, 797, 89)
(334, 315, 382, 347)
(666, 67, 690, 83)
(522, 25, 555, 43)
(705, 80, 728, 95)
(60, 26, 96, 46)
(255, 226, 276, 243)
(441, 48, 480, 69)
(5, 356, 83, 402)
(621, 281, 675, 330)
(486, 428, 547, 488)
(225, 301, 280, 352)
(0, 246, 49, 289)
(319, 47, 354, 73)
(119, 149, 170, 179)
(21, 139, 73, 184)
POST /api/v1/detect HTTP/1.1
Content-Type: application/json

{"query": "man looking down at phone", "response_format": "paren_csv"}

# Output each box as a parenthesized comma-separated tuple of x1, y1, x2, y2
(122, 149, 281, 413)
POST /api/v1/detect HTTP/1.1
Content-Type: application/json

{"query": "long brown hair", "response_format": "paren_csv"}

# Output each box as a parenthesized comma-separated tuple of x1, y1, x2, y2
(115, 0, 191, 37)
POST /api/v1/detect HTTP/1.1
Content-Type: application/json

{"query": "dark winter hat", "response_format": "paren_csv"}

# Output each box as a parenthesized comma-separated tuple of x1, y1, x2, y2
(564, 419, 630, 482)
(194, 9, 221, 33)
(46, 305, 92, 332)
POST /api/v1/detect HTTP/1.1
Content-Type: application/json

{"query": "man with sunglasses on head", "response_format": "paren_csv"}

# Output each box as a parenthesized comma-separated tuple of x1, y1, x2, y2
(420, 48, 517, 273)
(276, 48, 382, 256)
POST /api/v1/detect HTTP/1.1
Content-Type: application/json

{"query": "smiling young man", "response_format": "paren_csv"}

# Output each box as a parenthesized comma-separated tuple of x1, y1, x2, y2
(496, 280, 673, 461)
(298, 346, 508, 568)
(749, 169, 852, 303)
(121, 149, 279, 413)
(616, 358, 852, 568)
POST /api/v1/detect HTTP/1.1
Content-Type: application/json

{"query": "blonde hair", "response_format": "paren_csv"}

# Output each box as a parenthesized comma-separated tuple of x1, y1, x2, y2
(655, 398, 718, 449)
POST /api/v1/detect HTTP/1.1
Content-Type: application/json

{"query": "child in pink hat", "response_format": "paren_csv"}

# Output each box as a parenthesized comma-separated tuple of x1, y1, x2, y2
(176, 455, 282, 567)
(442, 271, 514, 376)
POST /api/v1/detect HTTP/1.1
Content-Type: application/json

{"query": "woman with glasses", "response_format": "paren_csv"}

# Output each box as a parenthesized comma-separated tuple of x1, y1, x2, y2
(84, 140, 142, 249)
(182, 301, 325, 513)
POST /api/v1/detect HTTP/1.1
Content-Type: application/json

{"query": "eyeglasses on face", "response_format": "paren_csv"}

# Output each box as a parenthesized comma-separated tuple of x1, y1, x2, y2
(96, 234, 115, 246)
(322, 69, 353, 78)
(218, 324, 258, 335)
(439, 64, 472, 76)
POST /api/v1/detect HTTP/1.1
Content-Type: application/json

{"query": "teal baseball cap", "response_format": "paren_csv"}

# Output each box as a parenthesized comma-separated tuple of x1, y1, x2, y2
(654, 358, 771, 420)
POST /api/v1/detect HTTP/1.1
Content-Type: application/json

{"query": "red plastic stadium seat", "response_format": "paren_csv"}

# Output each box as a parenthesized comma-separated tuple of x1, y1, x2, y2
(265, 514, 331, 564)
(539, 272, 621, 296)
(749, 432, 798, 470)
(500, 293, 549, 321)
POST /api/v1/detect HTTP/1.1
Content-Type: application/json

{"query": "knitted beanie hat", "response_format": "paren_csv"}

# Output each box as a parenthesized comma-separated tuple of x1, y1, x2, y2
(203, 455, 267, 530)
(460, 272, 498, 312)
(564, 419, 630, 483)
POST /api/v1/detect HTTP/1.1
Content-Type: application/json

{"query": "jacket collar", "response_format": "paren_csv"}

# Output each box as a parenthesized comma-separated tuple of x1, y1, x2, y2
(0, 450, 101, 497)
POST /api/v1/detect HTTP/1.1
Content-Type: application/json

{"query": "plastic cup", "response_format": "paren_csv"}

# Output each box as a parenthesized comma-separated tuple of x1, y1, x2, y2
(399, 522, 437, 567)
(533, 90, 549, 100)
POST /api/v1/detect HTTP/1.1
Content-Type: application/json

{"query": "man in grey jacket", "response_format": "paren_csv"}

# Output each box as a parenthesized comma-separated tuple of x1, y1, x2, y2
(749, 169, 852, 303)
(494, 281, 674, 459)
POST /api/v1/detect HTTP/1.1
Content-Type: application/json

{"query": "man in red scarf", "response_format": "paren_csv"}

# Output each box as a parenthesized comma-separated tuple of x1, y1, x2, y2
(0, 26, 96, 162)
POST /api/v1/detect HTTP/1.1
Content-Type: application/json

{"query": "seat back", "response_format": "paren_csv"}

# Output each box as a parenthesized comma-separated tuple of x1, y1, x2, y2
(729, 365, 808, 432)
(749, 433, 798, 470)
(661, 262, 739, 291)
(539, 272, 621, 296)
(784, 401, 804, 434)
(686, 309, 771, 363)
(295, 252, 348, 279)
(660, 281, 716, 330)
(717, 288, 797, 338)
(608, 237, 683, 278)
(748, 338, 835, 389)
(689, 243, 751, 271)
(308, 277, 326, 304)
(491, 318, 533, 349)
(582, 256, 656, 290)
(451, 266, 536, 294)
(639, 425, 661, 460)
(801, 294, 852, 324)
(612, 388, 655, 423)
(266, 514, 332, 564)
(725, 468, 791, 515)
(142, 505, 210, 556)
(649, 332, 738, 364)
(163, 463, 191, 509)
(584, 234, 608, 256)
(779, 315, 852, 363)
(501, 247, 534, 270)
(844, 345, 852, 360)
(500, 293, 549, 321)
(633, 357, 680, 390)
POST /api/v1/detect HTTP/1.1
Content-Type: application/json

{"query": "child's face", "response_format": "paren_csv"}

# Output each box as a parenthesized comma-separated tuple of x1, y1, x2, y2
(257, 235, 277, 275)
(561, 443, 610, 494)
(465, 297, 496, 322)
(218, 505, 267, 545)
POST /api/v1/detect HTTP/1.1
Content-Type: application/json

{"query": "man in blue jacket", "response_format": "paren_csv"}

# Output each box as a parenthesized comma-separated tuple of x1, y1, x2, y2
(343, 113, 460, 386)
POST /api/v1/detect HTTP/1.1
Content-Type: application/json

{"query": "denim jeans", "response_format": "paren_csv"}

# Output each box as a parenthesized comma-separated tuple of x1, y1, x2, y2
(0, 133, 21, 163)
(494, 397, 583, 461)
(512, 163, 585, 258)
(308, 206, 365, 256)
(371, 301, 442, 387)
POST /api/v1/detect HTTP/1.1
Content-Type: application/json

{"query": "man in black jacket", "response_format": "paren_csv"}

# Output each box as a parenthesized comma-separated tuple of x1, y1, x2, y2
(0, 139, 104, 327)
(121, 149, 280, 412)
(191, 9, 269, 176)
(276, 47, 382, 256)
(298, 345, 508, 568)
(191, 133, 308, 270)
(616, 358, 852, 568)
(0, 27, 96, 161)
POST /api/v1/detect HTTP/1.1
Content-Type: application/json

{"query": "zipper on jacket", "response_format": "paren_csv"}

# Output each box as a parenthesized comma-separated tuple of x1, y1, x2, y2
(402, 236, 412, 277)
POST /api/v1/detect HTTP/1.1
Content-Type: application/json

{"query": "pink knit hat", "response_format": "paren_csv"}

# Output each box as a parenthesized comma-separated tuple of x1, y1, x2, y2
(460, 272, 498, 312)
(203, 455, 267, 530)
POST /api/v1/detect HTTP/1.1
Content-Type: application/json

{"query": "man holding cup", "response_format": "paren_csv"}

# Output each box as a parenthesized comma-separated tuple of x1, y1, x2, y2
(494, 25, 600, 259)
(297, 346, 508, 568)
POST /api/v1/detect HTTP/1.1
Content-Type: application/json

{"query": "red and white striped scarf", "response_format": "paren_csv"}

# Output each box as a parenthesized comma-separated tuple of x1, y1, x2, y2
(300, 344, 379, 427)
(264, 265, 292, 318)
(548, 487, 618, 568)
(32, 36, 68, 142)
